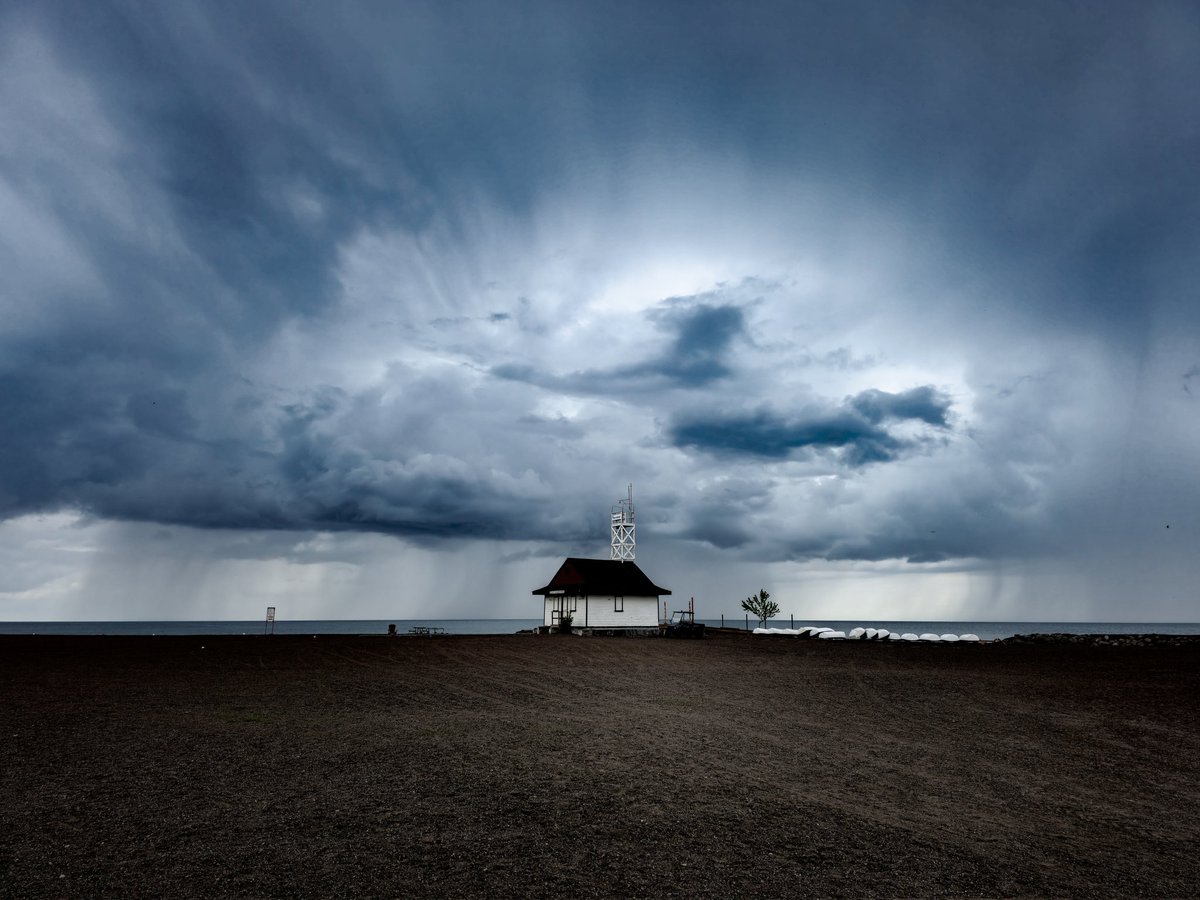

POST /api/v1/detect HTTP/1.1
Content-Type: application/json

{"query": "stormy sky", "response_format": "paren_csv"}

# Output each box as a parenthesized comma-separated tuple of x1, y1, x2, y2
(2, 1, 1198, 622)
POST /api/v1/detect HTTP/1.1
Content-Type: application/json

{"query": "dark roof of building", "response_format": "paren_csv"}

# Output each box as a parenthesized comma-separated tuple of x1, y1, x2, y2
(532, 557, 671, 597)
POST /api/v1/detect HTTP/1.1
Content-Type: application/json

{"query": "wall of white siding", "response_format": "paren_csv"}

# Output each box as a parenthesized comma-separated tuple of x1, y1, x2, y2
(543, 596, 579, 627)
(543, 595, 659, 628)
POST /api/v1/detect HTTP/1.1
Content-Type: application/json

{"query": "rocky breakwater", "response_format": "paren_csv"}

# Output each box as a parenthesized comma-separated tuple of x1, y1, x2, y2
(1002, 632, 1200, 647)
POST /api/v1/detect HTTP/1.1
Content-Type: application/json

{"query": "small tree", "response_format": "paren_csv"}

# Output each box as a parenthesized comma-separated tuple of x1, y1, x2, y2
(741, 588, 779, 626)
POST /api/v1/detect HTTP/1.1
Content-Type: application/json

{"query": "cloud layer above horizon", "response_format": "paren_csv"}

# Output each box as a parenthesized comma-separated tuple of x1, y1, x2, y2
(3, 1, 1199, 619)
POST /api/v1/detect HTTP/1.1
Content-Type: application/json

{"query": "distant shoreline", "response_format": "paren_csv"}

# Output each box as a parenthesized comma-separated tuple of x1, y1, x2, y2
(3, 618, 1198, 640)
(3, 629, 1199, 647)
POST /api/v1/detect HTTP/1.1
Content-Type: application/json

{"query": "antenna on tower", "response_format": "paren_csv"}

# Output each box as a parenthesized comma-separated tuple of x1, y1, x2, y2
(610, 483, 636, 561)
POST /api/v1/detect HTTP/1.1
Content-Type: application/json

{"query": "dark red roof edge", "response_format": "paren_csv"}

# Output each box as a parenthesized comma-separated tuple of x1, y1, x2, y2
(532, 557, 671, 596)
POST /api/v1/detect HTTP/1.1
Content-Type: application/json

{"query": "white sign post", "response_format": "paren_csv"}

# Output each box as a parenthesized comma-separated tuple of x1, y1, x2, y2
(265, 606, 275, 635)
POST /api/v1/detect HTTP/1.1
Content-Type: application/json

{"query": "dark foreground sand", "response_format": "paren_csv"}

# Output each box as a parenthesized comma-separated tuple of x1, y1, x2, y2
(2, 632, 1198, 898)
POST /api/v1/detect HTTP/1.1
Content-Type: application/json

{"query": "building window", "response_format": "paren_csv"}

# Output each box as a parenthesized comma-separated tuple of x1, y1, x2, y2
(614, 595, 623, 612)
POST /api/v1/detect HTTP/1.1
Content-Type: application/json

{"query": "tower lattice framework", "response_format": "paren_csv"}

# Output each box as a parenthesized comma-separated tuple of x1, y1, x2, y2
(610, 484, 636, 561)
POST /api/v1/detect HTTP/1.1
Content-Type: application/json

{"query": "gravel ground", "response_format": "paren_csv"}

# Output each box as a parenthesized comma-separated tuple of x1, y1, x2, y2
(2, 632, 1198, 898)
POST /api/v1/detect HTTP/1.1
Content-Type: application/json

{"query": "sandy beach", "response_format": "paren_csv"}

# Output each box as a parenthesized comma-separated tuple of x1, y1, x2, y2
(2, 631, 1198, 898)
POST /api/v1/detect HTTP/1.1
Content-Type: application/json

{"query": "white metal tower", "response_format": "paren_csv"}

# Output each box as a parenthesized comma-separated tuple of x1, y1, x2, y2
(610, 484, 636, 561)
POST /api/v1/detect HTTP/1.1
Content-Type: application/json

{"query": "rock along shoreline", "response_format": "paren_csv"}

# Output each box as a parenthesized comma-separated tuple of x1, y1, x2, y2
(1001, 632, 1200, 647)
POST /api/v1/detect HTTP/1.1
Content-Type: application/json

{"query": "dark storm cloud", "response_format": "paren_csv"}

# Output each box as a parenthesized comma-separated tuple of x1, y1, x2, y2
(670, 387, 951, 467)
(0, 374, 592, 544)
(493, 300, 746, 394)
(2, 0, 1199, 609)
(647, 303, 746, 385)
(126, 390, 198, 440)
(676, 478, 774, 550)
(850, 387, 950, 427)
(0, 2, 476, 534)
(2, 0, 462, 397)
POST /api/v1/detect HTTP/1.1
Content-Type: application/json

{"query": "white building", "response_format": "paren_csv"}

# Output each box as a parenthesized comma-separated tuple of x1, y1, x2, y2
(532, 557, 670, 630)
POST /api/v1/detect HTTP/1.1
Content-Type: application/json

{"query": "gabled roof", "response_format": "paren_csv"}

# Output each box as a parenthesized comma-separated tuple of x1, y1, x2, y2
(532, 557, 671, 597)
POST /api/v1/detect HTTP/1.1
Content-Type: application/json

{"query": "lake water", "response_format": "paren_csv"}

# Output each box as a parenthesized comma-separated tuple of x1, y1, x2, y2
(1, 618, 1197, 640)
